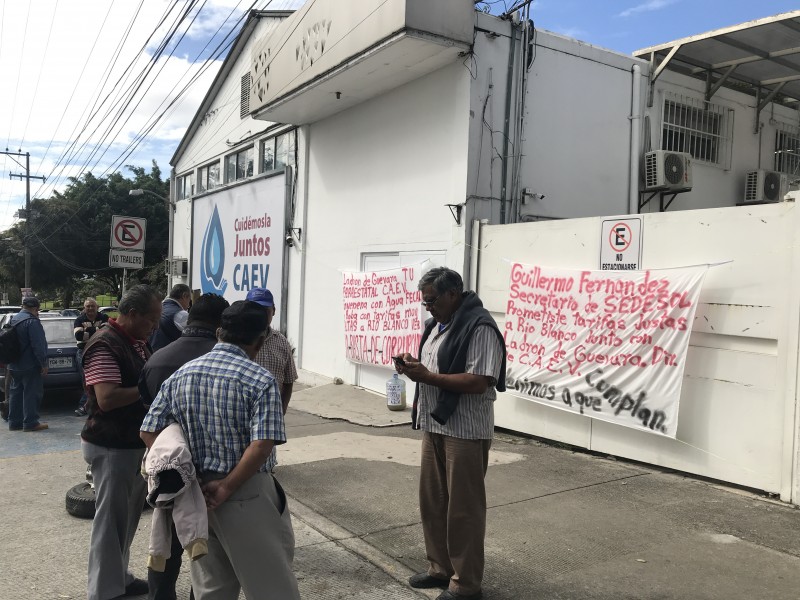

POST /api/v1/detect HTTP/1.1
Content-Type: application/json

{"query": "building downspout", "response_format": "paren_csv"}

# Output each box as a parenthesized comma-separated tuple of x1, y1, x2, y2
(296, 125, 311, 369)
(500, 18, 517, 224)
(629, 64, 642, 215)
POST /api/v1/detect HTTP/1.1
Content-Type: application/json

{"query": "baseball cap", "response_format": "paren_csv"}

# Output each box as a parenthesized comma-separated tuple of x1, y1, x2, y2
(221, 301, 268, 336)
(245, 287, 274, 308)
(22, 296, 41, 308)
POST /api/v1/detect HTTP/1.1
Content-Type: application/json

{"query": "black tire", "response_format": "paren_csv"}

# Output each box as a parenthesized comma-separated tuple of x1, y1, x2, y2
(66, 482, 96, 519)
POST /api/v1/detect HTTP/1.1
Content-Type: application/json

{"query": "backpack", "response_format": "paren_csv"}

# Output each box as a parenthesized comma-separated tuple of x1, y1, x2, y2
(0, 321, 23, 364)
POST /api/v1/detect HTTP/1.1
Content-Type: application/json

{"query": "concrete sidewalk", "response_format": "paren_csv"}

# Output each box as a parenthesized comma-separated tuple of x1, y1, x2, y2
(1, 383, 800, 599)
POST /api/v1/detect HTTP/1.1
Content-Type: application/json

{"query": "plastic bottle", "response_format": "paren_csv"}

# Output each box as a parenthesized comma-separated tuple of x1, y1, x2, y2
(386, 373, 406, 411)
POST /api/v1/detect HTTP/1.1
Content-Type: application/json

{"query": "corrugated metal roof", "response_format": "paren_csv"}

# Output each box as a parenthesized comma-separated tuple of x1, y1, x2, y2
(634, 10, 800, 105)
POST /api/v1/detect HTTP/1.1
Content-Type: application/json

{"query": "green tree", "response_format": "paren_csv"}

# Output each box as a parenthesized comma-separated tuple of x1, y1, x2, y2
(0, 163, 169, 307)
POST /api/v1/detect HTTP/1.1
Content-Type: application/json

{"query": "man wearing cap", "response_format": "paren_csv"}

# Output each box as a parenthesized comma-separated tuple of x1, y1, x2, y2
(138, 293, 229, 600)
(245, 287, 297, 415)
(140, 300, 300, 599)
(6, 296, 49, 432)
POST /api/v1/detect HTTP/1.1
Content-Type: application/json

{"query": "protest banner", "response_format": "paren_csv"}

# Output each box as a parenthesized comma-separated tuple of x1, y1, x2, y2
(504, 263, 708, 437)
(343, 263, 426, 367)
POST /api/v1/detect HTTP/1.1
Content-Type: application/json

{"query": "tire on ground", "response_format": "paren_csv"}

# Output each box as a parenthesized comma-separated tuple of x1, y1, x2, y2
(66, 482, 95, 519)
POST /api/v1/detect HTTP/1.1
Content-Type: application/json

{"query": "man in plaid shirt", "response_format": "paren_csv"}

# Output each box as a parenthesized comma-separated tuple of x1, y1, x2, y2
(140, 300, 300, 600)
(245, 287, 297, 414)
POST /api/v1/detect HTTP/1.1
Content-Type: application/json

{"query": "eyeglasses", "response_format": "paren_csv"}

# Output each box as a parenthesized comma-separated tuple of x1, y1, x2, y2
(421, 295, 440, 308)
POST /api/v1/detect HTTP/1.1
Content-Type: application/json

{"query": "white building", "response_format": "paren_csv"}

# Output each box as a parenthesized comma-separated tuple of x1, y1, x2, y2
(169, 2, 800, 502)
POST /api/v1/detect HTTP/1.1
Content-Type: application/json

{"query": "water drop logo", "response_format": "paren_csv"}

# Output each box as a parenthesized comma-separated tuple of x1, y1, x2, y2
(200, 205, 228, 295)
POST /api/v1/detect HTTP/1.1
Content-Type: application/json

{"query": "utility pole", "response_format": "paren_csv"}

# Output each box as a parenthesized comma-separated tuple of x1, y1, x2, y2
(3, 150, 46, 289)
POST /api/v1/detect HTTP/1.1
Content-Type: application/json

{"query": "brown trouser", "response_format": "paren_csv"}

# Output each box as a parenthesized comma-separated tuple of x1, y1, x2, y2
(420, 431, 492, 596)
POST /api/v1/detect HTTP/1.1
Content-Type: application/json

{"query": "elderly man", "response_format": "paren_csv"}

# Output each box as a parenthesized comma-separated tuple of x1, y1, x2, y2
(81, 285, 162, 600)
(396, 267, 506, 600)
(74, 297, 110, 416)
(7, 296, 48, 432)
(141, 301, 300, 600)
(245, 287, 297, 414)
(150, 284, 191, 351)
(138, 293, 229, 600)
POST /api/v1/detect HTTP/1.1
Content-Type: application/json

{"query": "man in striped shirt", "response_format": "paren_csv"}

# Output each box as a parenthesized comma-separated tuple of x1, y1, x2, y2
(81, 285, 162, 600)
(396, 267, 506, 600)
(140, 300, 300, 600)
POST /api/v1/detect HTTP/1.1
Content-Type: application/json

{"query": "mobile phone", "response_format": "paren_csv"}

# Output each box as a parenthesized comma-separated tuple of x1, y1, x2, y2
(392, 355, 406, 366)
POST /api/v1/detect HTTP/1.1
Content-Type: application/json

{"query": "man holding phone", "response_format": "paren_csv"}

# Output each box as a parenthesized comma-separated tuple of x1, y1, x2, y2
(395, 267, 506, 600)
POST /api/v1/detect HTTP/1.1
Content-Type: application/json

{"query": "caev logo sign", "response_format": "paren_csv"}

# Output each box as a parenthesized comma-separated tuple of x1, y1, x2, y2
(200, 205, 228, 295)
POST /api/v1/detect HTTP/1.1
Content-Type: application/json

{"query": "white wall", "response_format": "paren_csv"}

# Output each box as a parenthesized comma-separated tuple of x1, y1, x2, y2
(170, 15, 293, 290)
(643, 69, 800, 212)
(465, 16, 649, 226)
(476, 202, 800, 500)
(172, 15, 287, 184)
(296, 60, 472, 383)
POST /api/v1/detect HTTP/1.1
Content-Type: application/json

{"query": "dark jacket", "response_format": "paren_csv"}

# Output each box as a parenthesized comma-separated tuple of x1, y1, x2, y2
(139, 326, 218, 405)
(412, 291, 507, 429)
(9, 311, 47, 371)
(150, 298, 185, 352)
(80, 320, 151, 449)
(73, 311, 109, 349)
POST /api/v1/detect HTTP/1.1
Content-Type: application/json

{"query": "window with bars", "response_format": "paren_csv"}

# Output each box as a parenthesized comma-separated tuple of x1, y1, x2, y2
(197, 161, 220, 193)
(260, 129, 296, 173)
(661, 94, 733, 168)
(774, 127, 800, 176)
(240, 73, 251, 119)
(224, 147, 254, 184)
(176, 173, 193, 200)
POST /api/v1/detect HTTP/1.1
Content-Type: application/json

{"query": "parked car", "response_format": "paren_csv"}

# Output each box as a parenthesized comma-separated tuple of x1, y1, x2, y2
(0, 316, 82, 397)
(0, 306, 20, 315)
(98, 306, 119, 319)
(60, 309, 81, 317)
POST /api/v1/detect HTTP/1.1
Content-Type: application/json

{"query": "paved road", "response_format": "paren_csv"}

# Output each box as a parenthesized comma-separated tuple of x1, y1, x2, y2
(2, 385, 800, 599)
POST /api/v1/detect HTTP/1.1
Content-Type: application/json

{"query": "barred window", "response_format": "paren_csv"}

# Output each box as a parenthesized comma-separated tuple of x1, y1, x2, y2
(661, 94, 733, 168)
(774, 126, 800, 176)
(240, 73, 251, 119)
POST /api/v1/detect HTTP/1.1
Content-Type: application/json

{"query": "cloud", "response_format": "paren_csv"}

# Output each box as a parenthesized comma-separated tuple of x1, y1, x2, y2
(0, 0, 240, 231)
(618, 0, 678, 18)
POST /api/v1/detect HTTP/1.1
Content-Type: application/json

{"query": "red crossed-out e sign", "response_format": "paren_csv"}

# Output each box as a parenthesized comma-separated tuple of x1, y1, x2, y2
(110, 215, 147, 251)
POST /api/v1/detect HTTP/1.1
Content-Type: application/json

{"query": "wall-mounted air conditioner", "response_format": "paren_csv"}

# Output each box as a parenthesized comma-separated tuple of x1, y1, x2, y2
(644, 150, 693, 192)
(165, 258, 188, 277)
(744, 170, 788, 203)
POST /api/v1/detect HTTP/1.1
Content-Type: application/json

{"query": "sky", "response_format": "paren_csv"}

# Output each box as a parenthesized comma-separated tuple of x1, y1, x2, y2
(0, 0, 798, 233)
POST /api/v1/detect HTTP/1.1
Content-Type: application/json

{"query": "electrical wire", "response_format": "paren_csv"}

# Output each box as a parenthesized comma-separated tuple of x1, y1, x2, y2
(30, 2, 259, 255)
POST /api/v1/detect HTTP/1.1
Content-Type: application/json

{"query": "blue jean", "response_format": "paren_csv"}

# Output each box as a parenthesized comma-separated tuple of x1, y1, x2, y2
(7, 368, 44, 430)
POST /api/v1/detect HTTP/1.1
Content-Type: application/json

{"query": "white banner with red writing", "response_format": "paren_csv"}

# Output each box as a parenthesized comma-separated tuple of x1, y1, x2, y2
(343, 263, 427, 368)
(504, 263, 708, 437)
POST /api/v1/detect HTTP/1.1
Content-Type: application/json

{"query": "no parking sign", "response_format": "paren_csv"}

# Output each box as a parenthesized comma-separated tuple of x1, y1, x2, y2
(600, 217, 641, 271)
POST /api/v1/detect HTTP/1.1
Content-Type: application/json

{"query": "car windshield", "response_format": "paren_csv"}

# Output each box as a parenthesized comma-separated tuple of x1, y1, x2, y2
(42, 319, 77, 344)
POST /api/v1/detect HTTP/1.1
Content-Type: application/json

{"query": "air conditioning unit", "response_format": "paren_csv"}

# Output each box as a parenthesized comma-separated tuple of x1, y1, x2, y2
(165, 258, 188, 277)
(644, 150, 693, 191)
(744, 170, 788, 203)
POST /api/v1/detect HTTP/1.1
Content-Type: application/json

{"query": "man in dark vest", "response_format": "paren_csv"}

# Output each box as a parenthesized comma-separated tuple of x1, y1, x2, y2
(396, 267, 506, 600)
(150, 284, 191, 352)
(81, 284, 162, 600)
(138, 293, 229, 600)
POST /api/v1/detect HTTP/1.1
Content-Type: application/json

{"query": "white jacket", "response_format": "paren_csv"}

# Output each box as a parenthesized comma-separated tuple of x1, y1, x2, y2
(143, 423, 208, 571)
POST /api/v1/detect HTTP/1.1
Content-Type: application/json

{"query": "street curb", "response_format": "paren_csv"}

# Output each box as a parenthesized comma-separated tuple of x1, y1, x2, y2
(289, 495, 440, 599)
